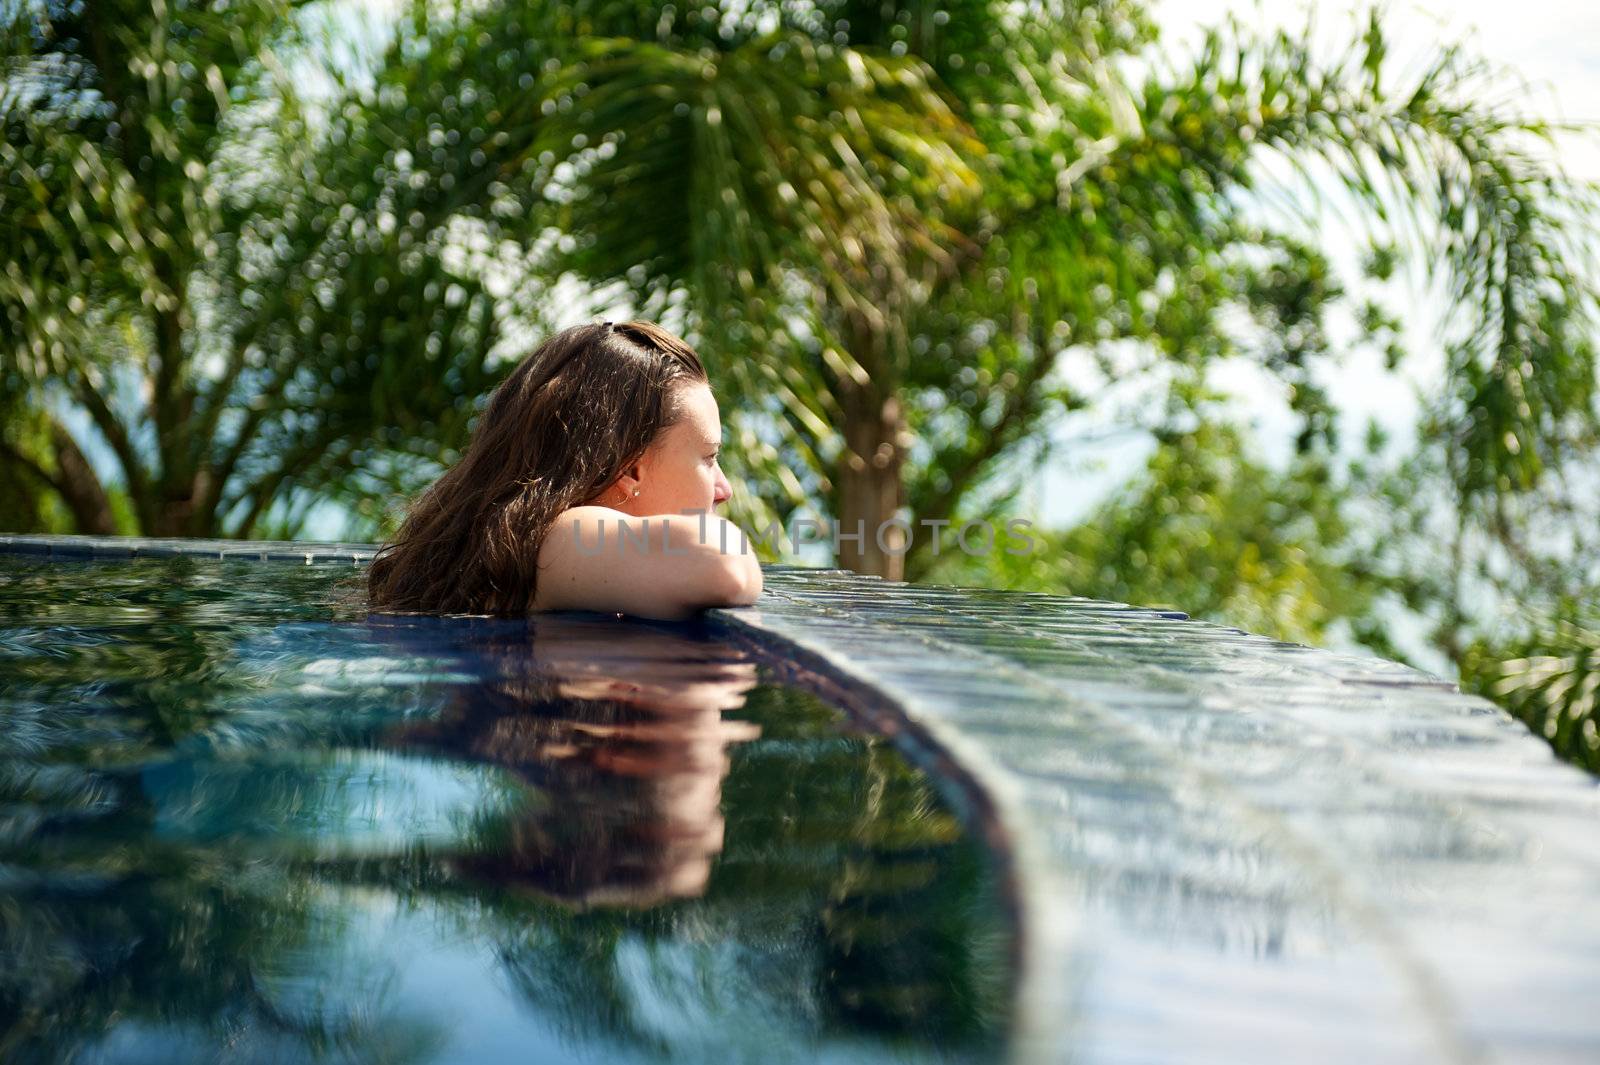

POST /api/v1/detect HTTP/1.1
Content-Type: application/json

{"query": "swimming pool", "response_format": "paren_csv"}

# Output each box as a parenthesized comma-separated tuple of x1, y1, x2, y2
(0, 554, 1015, 1063)
(10, 535, 1600, 1063)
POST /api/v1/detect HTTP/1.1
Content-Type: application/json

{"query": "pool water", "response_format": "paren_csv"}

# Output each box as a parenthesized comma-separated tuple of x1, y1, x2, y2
(0, 557, 1014, 1063)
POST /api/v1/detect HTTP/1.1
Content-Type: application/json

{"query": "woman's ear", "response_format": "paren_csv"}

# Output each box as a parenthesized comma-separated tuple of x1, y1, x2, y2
(613, 462, 643, 501)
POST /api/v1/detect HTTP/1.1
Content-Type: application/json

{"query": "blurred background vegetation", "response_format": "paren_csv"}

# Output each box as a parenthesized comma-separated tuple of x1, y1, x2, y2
(3, 0, 1599, 767)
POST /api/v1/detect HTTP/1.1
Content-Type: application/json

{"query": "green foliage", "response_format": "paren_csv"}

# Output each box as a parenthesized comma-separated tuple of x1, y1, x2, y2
(1, 0, 505, 536)
(931, 421, 1380, 649)
(1460, 608, 1600, 772)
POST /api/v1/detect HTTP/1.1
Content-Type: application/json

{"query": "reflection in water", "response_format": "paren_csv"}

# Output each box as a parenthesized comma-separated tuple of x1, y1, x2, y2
(391, 617, 763, 908)
(0, 558, 1012, 1064)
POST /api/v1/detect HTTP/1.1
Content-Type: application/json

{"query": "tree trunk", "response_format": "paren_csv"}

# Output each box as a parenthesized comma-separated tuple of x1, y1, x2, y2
(149, 478, 215, 538)
(835, 379, 908, 580)
(50, 425, 118, 535)
(832, 308, 909, 579)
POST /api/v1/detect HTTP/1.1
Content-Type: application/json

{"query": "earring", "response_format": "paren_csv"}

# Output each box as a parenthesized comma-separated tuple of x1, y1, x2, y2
(632, 487, 640, 497)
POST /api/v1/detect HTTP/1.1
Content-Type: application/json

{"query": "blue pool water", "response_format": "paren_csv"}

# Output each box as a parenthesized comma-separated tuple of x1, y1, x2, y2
(0, 556, 1013, 1063)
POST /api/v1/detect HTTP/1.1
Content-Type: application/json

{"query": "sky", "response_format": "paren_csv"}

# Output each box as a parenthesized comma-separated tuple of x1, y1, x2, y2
(1030, 0, 1600, 526)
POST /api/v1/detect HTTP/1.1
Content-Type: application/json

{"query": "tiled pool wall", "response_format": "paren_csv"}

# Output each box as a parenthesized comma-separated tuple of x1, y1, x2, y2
(6, 534, 1600, 1065)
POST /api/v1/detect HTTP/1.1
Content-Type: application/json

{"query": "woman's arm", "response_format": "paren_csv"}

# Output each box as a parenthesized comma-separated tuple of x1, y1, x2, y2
(532, 505, 764, 620)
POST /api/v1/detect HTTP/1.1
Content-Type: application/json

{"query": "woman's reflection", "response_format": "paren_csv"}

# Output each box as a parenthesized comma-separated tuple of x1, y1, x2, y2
(387, 614, 761, 909)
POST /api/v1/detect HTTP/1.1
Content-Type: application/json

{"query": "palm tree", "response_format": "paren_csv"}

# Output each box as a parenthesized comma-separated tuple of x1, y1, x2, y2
(365, 0, 1596, 580)
(1, 0, 504, 536)
(7, 0, 1596, 585)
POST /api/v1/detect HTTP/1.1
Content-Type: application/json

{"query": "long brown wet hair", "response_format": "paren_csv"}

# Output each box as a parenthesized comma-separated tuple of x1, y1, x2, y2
(367, 320, 708, 614)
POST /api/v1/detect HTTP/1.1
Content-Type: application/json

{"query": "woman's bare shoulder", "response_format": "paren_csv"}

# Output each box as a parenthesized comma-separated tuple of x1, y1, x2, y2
(541, 506, 718, 555)
(537, 506, 623, 563)
(545, 504, 623, 532)
(532, 506, 759, 619)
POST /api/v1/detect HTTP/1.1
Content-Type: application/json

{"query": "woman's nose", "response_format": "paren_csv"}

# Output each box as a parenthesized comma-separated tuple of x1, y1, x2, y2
(712, 470, 732, 504)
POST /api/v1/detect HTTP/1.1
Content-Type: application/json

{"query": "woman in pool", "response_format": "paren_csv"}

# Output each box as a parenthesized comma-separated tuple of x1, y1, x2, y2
(367, 320, 762, 619)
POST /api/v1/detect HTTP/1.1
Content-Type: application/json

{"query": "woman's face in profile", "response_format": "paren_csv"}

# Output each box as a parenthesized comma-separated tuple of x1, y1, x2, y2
(627, 381, 733, 516)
